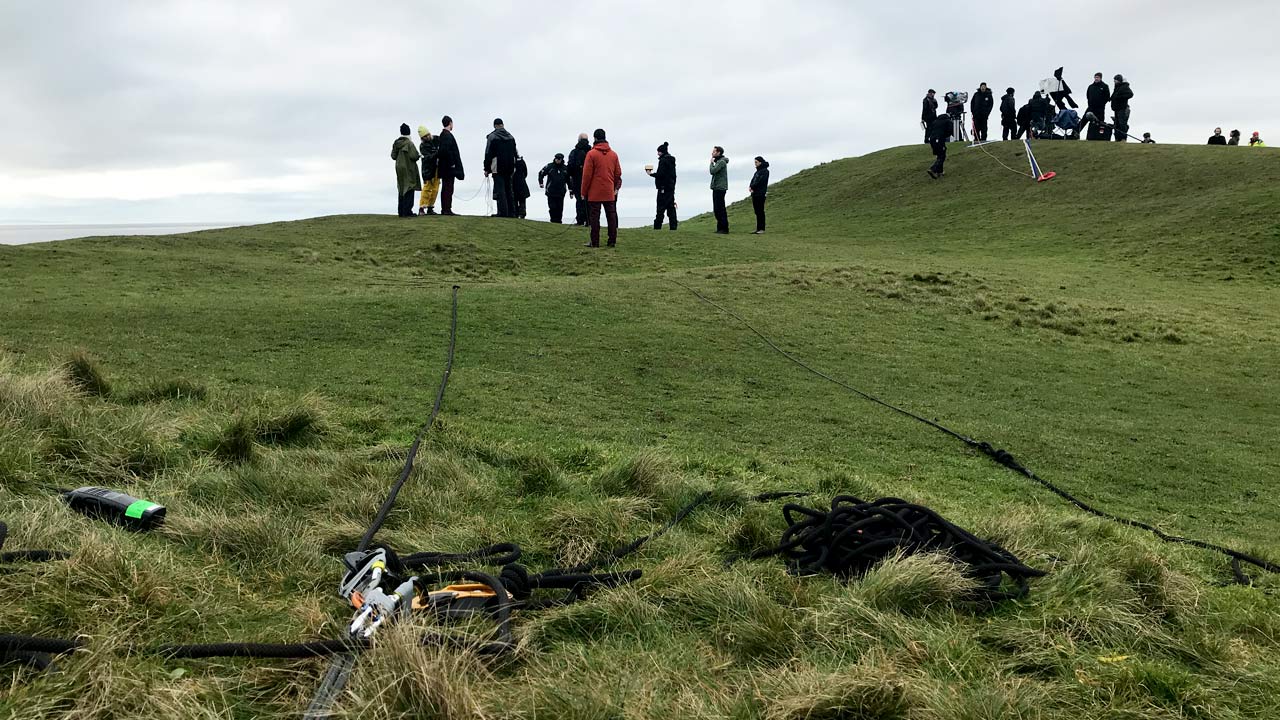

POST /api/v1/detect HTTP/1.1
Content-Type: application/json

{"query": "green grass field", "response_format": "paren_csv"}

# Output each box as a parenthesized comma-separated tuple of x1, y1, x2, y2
(2, 141, 1278, 719)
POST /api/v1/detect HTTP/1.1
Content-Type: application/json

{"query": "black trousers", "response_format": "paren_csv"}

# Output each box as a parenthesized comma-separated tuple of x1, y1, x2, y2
(654, 188, 677, 229)
(493, 174, 515, 217)
(929, 141, 947, 174)
(712, 189, 728, 232)
(1112, 107, 1131, 142)
(574, 196, 587, 225)
(1002, 116, 1017, 140)
(1015, 123, 1029, 140)
(974, 114, 990, 142)
(440, 175, 455, 214)
(588, 201, 618, 246)
(751, 193, 766, 232)
(397, 190, 415, 217)
(515, 197, 526, 218)
(547, 193, 565, 223)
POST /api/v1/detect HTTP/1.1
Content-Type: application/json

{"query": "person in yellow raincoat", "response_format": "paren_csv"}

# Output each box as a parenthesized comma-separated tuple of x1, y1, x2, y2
(417, 125, 441, 215)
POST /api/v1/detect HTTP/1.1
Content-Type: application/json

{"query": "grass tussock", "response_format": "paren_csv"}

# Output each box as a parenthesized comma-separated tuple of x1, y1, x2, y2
(343, 624, 493, 719)
(62, 350, 112, 398)
(854, 552, 981, 614)
(762, 655, 917, 720)
(123, 377, 208, 403)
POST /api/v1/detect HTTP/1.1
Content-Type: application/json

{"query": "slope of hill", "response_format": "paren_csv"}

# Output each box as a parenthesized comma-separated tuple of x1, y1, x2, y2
(1, 142, 1278, 718)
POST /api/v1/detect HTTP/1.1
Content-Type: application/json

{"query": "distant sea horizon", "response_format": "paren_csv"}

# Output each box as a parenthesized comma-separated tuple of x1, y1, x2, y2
(0, 222, 245, 245)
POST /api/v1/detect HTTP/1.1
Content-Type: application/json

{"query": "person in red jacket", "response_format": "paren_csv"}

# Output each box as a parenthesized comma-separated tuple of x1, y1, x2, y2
(579, 128, 623, 247)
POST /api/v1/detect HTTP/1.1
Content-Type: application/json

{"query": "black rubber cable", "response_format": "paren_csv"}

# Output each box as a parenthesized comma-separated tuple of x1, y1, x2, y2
(671, 279, 1280, 579)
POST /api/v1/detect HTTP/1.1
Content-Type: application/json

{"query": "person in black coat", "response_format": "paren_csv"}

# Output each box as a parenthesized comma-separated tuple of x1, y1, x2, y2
(1048, 67, 1078, 111)
(1110, 75, 1134, 142)
(484, 118, 519, 217)
(513, 156, 530, 219)
(970, 83, 995, 142)
(921, 89, 938, 143)
(566, 134, 591, 226)
(437, 116, 464, 216)
(538, 153, 571, 223)
(1084, 73, 1111, 140)
(1000, 88, 1017, 141)
(646, 142, 678, 230)
(1028, 91, 1052, 136)
(1207, 128, 1228, 145)
(1015, 102, 1033, 140)
(926, 115, 953, 179)
(748, 156, 770, 234)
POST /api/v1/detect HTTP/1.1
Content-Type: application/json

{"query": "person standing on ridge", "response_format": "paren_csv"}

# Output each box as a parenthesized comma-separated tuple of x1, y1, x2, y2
(971, 83, 994, 142)
(1228, 129, 1241, 146)
(1015, 100, 1033, 140)
(926, 114, 953, 179)
(538, 153, 571, 223)
(1208, 128, 1227, 145)
(392, 123, 421, 218)
(417, 126, 441, 216)
(1085, 73, 1111, 140)
(921, 89, 938, 143)
(567, 133, 591, 226)
(646, 142, 678, 230)
(513, 155, 530, 219)
(1111, 74, 1134, 142)
(748, 156, 770, 235)
(1250, 132, 1266, 147)
(709, 146, 730, 234)
(1000, 88, 1017, 141)
(437, 116, 464, 216)
(484, 118, 519, 217)
(579, 128, 622, 248)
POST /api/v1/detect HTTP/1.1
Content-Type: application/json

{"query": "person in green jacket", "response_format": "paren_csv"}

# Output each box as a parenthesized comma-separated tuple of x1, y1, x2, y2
(392, 123, 422, 217)
(709, 146, 729, 234)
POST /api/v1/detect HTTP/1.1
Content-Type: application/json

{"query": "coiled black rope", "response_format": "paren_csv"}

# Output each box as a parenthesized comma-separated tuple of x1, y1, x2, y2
(672, 280, 1280, 583)
(0, 522, 68, 669)
(743, 496, 1046, 602)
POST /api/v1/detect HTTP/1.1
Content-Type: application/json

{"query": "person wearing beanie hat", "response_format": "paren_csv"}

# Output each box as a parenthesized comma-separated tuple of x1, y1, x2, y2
(1000, 88, 1018, 141)
(484, 118, 520, 217)
(646, 142, 678, 230)
(580, 128, 623, 247)
(392, 123, 421, 217)
(970, 82, 994, 142)
(566, 133, 591, 225)
(709, 146, 730, 233)
(1250, 132, 1267, 147)
(1228, 129, 1241, 146)
(1110, 74, 1134, 142)
(748, 156, 770, 234)
(537, 153, 571, 223)
(417, 125, 442, 215)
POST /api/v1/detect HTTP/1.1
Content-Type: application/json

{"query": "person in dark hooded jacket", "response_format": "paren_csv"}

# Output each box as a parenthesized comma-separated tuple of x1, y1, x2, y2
(1111, 75, 1134, 142)
(436, 116, 463, 216)
(749, 156, 770, 234)
(538, 153, 571, 223)
(513, 156, 530, 219)
(1028, 91, 1052, 136)
(484, 118, 519, 217)
(926, 115, 953, 179)
(566, 133, 591, 226)
(970, 83, 994, 142)
(1000, 88, 1017, 141)
(1015, 102, 1033, 140)
(646, 142, 678, 230)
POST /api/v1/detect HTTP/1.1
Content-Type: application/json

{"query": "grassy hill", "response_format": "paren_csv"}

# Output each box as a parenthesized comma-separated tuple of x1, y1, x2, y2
(1, 141, 1278, 719)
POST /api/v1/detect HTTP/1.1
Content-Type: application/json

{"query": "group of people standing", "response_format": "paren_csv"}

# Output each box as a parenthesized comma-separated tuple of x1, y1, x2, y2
(392, 119, 774, 241)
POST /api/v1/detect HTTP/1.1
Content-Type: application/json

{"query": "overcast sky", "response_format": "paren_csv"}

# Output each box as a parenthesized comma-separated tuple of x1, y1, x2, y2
(1, 1, 1276, 227)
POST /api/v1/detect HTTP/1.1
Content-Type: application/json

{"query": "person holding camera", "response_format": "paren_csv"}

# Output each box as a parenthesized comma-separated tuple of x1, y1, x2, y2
(709, 147, 730, 234)
(646, 142, 678, 230)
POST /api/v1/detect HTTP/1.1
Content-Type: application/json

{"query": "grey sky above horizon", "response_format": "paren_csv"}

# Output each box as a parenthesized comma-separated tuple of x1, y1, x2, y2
(2, 1, 1276, 226)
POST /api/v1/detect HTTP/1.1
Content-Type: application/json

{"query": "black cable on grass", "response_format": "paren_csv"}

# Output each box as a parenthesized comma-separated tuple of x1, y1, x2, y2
(671, 279, 1280, 582)
(741, 495, 1046, 602)
(357, 284, 459, 553)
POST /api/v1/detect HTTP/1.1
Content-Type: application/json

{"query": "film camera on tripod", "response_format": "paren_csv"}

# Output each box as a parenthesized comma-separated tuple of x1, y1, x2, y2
(944, 91, 969, 142)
